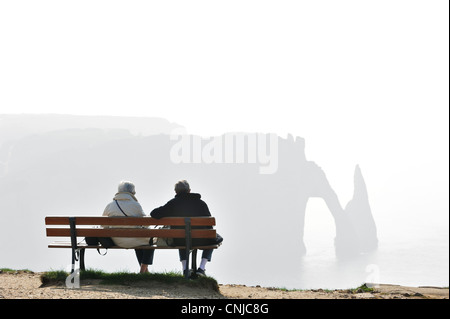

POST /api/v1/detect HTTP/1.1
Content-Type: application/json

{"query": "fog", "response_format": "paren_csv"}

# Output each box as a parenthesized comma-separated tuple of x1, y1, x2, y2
(0, 0, 448, 291)
(0, 114, 447, 289)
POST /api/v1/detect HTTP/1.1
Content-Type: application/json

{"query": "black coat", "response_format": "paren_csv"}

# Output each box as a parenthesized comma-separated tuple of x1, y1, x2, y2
(150, 193, 211, 219)
(150, 193, 216, 246)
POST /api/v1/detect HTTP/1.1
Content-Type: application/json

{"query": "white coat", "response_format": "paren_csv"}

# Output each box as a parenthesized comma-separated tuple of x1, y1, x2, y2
(102, 192, 151, 248)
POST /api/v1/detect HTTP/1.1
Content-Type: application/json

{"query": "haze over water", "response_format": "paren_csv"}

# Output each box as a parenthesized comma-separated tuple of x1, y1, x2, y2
(0, 1, 448, 290)
(0, 114, 447, 290)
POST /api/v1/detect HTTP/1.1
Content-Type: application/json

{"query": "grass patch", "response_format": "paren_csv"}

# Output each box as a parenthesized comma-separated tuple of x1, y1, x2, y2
(40, 269, 219, 292)
(269, 287, 306, 292)
(0, 268, 33, 274)
(39, 270, 68, 286)
(259, 283, 374, 294)
(351, 284, 374, 293)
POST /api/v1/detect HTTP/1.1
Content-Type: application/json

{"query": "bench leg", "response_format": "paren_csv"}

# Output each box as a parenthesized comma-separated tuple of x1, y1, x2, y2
(184, 217, 192, 279)
(191, 249, 198, 275)
(71, 250, 76, 274)
(79, 248, 86, 271)
(184, 250, 190, 279)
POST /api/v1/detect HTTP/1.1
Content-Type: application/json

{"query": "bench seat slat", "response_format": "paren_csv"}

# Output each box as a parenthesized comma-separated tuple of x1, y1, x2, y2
(48, 242, 219, 250)
(45, 216, 216, 226)
(46, 228, 217, 238)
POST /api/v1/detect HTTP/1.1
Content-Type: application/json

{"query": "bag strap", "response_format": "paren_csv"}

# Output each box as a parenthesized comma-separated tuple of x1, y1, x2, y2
(97, 248, 108, 256)
(115, 200, 128, 217)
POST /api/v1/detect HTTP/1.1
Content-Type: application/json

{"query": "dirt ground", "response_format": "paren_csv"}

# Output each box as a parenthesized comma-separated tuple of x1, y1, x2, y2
(0, 271, 448, 299)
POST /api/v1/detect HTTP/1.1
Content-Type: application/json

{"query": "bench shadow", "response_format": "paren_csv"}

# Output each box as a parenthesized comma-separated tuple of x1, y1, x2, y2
(40, 277, 228, 299)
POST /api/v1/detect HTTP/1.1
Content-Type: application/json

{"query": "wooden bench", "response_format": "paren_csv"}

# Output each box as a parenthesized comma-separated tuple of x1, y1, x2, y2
(45, 216, 220, 279)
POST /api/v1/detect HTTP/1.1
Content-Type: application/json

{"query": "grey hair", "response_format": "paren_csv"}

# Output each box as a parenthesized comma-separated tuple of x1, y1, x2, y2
(118, 181, 136, 194)
(174, 180, 190, 194)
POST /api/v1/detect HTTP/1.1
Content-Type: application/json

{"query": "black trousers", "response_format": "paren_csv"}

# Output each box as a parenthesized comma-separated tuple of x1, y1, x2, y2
(135, 249, 155, 265)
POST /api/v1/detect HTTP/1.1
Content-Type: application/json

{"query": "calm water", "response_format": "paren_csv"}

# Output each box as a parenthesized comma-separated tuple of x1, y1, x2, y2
(214, 213, 449, 290)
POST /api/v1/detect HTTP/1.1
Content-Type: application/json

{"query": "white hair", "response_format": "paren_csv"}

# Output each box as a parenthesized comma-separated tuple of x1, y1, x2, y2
(118, 181, 136, 194)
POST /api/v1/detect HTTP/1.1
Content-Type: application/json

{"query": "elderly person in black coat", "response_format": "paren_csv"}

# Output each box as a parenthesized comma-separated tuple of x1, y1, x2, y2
(150, 180, 216, 276)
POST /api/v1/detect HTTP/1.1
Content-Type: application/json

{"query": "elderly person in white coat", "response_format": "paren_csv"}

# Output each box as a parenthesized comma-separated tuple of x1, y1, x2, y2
(103, 181, 154, 273)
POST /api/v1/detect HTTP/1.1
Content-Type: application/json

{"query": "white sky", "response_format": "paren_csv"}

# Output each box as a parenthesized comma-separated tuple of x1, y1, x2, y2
(0, 1, 448, 218)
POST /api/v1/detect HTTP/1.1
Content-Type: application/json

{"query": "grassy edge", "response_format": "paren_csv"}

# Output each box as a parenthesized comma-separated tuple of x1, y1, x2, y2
(1, 268, 376, 293)
(351, 283, 375, 293)
(1, 269, 408, 294)
(39, 268, 220, 292)
(0, 268, 34, 274)
(265, 283, 374, 293)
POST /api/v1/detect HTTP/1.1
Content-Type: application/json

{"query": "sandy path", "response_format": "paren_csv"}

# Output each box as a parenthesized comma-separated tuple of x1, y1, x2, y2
(0, 271, 448, 299)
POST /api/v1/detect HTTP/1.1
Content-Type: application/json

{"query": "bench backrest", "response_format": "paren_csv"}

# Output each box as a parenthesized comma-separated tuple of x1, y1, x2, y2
(45, 216, 216, 239)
